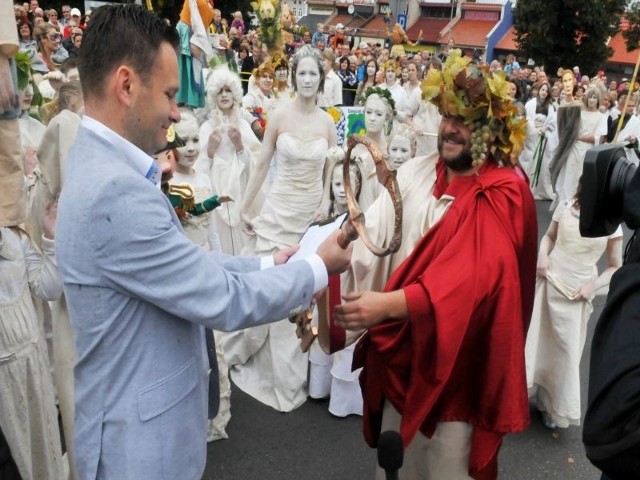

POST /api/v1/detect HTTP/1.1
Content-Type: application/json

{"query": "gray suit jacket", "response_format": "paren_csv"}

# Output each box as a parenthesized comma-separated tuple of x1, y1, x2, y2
(56, 125, 316, 480)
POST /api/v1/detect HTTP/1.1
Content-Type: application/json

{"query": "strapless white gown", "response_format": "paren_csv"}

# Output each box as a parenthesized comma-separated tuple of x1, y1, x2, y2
(223, 132, 328, 412)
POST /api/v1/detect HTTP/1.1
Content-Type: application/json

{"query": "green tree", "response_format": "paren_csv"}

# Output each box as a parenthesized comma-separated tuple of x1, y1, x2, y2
(623, 2, 640, 52)
(513, 0, 628, 76)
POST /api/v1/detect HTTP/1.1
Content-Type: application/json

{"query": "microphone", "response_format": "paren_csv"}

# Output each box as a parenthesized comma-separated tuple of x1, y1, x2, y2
(377, 430, 404, 480)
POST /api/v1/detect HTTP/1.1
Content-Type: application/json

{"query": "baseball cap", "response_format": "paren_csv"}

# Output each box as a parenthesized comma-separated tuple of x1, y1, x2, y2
(359, 42, 369, 49)
(336, 23, 344, 29)
(622, 78, 630, 82)
(70, 7, 81, 17)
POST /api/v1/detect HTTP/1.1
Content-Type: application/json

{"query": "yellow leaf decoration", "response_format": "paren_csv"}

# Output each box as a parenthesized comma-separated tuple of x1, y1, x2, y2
(419, 49, 527, 166)
(166, 124, 176, 143)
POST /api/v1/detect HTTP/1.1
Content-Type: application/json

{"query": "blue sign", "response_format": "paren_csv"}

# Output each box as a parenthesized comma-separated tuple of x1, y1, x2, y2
(397, 14, 407, 29)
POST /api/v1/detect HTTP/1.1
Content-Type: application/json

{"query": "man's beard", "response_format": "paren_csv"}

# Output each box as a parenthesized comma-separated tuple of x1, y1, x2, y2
(437, 134, 474, 171)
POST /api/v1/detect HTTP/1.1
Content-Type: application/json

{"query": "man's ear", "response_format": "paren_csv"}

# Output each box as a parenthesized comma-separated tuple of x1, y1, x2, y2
(113, 65, 137, 108)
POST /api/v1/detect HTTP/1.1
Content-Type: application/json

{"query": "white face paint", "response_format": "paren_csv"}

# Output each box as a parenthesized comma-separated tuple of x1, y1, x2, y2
(175, 114, 200, 169)
(296, 56, 321, 98)
(331, 164, 358, 213)
(364, 96, 388, 134)
(388, 135, 412, 168)
(19, 84, 33, 111)
(331, 165, 347, 210)
(275, 67, 288, 83)
(216, 86, 234, 113)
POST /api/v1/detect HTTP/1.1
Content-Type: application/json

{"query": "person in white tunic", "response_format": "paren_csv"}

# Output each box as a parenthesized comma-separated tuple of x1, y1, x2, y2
(225, 46, 337, 412)
(521, 81, 558, 200)
(525, 188, 623, 429)
(353, 87, 396, 211)
(552, 87, 607, 207)
(195, 68, 262, 255)
(308, 149, 363, 415)
(310, 125, 420, 416)
(0, 205, 65, 480)
(172, 108, 234, 441)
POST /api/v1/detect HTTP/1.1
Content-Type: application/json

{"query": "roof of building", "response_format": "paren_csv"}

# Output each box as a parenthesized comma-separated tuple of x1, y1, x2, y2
(495, 25, 518, 51)
(608, 31, 638, 65)
(446, 19, 496, 47)
(407, 17, 450, 43)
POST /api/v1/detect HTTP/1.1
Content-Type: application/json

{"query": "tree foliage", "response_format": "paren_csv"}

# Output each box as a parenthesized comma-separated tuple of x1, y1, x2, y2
(623, 2, 640, 52)
(513, 0, 628, 76)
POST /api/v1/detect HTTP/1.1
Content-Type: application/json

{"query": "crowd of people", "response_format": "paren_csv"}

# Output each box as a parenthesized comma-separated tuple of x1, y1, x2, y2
(1, 1, 637, 479)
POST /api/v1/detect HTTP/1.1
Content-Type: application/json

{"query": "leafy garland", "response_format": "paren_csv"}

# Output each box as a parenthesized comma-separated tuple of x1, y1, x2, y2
(421, 49, 526, 166)
(14, 50, 44, 112)
(362, 86, 396, 116)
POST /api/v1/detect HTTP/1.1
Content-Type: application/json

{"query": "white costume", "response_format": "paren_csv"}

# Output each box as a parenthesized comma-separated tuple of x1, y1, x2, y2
(170, 170, 230, 441)
(195, 117, 262, 255)
(555, 110, 607, 205)
(0, 228, 64, 480)
(314, 153, 440, 416)
(525, 203, 622, 428)
(521, 98, 558, 200)
(224, 132, 328, 412)
(411, 101, 441, 157)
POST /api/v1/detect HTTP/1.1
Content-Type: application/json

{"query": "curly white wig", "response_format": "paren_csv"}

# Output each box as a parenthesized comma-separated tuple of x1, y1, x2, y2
(389, 123, 417, 154)
(205, 66, 244, 114)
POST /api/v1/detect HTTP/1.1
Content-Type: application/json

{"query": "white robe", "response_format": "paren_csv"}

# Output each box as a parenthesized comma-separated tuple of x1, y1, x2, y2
(526, 204, 622, 428)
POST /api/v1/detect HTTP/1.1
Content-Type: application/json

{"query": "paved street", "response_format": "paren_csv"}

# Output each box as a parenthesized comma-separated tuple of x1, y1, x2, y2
(204, 200, 610, 480)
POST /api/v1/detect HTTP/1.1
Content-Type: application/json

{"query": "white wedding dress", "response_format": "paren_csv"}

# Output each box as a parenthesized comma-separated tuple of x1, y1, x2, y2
(223, 132, 328, 412)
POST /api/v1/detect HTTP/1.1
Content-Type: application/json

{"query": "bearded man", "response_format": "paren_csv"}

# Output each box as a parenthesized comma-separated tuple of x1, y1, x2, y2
(334, 50, 538, 480)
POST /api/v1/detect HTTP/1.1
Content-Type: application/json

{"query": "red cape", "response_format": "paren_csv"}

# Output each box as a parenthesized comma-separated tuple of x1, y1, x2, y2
(353, 159, 537, 480)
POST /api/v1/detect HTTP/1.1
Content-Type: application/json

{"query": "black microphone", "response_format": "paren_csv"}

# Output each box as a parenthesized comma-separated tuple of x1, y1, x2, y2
(377, 430, 404, 480)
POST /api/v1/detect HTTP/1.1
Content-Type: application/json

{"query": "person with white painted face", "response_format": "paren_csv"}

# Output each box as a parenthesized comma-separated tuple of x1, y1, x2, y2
(226, 46, 338, 413)
(553, 87, 607, 207)
(352, 87, 395, 211)
(387, 124, 417, 169)
(196, 67, 262, 256)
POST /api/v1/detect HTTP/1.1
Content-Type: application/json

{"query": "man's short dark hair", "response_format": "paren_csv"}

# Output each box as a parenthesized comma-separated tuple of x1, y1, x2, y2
(78, 4, 179, 100)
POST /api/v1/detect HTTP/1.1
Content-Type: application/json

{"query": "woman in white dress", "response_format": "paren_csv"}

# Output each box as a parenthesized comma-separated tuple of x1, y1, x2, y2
(196, 68, 262, 255)
(224, 46, 337, 412)
(526, 186, 623, 429)
(0, 205, 65, 480)
(552, 87, 608, 207)
(521, 82, 558, 200)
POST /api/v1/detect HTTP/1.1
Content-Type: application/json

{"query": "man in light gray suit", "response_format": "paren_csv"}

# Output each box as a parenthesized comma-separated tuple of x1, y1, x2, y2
(55, 5, 352, 479)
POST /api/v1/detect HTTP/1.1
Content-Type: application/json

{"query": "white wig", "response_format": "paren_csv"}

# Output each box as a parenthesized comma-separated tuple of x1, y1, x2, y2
(389, 123, 417, 154)
(205, 66, 244, 114)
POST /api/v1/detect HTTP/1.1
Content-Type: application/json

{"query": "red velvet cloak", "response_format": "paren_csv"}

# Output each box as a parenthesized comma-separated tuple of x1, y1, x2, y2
(353, 159, 537, 480)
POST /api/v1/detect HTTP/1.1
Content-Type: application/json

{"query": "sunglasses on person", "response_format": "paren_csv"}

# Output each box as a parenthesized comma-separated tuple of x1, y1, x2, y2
(47, 33, 61, 41)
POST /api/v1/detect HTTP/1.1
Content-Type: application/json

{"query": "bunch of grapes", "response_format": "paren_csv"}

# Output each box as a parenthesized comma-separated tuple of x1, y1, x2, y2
(470, 121, 491, 166)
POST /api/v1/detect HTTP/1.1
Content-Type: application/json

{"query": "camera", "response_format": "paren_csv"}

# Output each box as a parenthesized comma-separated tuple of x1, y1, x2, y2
(579, 144, 639, 238)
